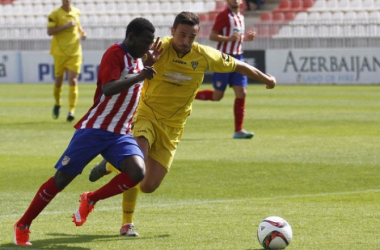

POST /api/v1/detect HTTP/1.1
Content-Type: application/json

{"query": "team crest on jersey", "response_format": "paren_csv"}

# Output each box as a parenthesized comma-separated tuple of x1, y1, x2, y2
(62, 156, 70, 166)
(191, 61, 198, 70)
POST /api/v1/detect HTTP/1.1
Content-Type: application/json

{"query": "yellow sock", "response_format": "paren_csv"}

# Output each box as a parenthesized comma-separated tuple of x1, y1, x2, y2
(68, 85, 78, 113)
(53, 86, 62, 106)
(106, 162, 120, 174)
(122, 184, 140, 225)
(105, 162, 141, 225)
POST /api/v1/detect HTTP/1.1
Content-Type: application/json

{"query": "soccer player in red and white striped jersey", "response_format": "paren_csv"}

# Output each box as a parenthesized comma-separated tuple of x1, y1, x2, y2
(14, 17, 161, 246)
(196, 0, 256, 139)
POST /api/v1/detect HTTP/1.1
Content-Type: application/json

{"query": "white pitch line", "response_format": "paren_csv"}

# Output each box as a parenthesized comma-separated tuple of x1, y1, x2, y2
(1, 189, 379, 219)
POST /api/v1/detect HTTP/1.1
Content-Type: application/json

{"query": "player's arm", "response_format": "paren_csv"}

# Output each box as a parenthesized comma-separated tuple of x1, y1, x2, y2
(234, 60, 276, 89)
(102, 67, 157, 96)
(78, 24, 87, 40)
(209, 30, 240, 42)
(47, 21, 76, 36)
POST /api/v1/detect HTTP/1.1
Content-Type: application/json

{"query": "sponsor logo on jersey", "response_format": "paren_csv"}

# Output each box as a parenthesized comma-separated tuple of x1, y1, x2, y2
(163, 72, 192, 82)
(173, 59, 186, 64)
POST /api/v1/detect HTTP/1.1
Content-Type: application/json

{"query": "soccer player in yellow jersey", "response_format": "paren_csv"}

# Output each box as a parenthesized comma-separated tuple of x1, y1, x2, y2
(89, 11, 276, 236)
(47, 0, 86, 122)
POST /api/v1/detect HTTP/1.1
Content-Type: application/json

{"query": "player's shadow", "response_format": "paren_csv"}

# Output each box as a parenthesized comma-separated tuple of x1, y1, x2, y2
(1, 233, 170, 249)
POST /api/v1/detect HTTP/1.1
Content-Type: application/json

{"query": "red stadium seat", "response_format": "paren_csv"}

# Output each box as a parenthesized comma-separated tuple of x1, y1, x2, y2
(302, 0, 314, 9)
(272, 12, 285, 22)
(260, 12, 272, 21)
(273, 0, 291, 13)
(285, 11, 296, 21)
(291, 0, 303, 11)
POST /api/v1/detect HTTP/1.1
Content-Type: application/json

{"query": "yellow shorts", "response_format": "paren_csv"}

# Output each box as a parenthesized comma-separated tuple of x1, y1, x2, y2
(53, 55, 82, 77)
(132, 115, 183, 171)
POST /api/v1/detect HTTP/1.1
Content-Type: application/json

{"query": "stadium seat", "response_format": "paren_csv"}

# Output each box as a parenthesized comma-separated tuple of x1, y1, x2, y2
(290, 0, 303, 11)
(302, 0, 314, 9)
(343, 11, 356, 22)
(368, 10, 380, 20)
(356, 11, 369, 21)
(273, 0, 291, 13)
(285, 11, 296, 21)
(325, 0, 338, 9)
(310, 0, 326, 10)
(293, 11, 308, 23)
(276, 25, 293, 37)
(260, 12, 272, 21)
(308, 11, 321, 22)
(214, 1, 226, 11)
(331, 11, 344, 22)
(192, 1, 205, 12)
(272, 12, 285, 22)
(374, 0, 380, 8)
(349, 0, 362, 9)
(204, 0, 216, 11)
(319, 11, 331, 22)
(361, 0, 374, 9)
(337, 0, 350, 9)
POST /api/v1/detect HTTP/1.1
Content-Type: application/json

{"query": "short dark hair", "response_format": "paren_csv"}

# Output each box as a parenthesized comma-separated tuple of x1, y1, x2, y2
(173, 12, 199, 28)
(125, 17, 155, 38)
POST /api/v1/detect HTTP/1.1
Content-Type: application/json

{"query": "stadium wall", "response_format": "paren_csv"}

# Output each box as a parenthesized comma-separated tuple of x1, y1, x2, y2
(0, 49, 379, 84)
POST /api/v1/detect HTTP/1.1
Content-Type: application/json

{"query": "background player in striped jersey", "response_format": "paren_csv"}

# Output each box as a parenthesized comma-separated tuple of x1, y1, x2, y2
(89, 11, 276, 237)
(14, 17, 161, 246)
(195, 0, 256, 139)
(48, 0, 87, 122)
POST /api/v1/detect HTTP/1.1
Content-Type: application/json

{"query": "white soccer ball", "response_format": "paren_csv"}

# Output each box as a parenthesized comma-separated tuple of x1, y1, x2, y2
(257, 216, 293, 249)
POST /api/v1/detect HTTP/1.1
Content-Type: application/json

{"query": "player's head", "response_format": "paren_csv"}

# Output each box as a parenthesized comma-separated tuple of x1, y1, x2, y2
(62, 0, 72, 7)
(124, 18, 156, 58)
(171, 12, 200, 55)
(226, 0, 243, 9)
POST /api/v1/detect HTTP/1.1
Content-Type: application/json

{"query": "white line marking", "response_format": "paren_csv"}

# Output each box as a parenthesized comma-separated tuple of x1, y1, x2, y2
(2, 189, 379, 219)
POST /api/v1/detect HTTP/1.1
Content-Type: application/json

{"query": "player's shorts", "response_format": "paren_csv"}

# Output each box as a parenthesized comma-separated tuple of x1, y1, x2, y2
(54, 129, 144, 175)
(132, 115, 183, 171)
(212, 54, 247, 91)
(53, 55, 82, 77)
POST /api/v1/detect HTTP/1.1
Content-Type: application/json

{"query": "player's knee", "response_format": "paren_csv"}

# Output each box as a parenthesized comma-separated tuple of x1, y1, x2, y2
(120, 156, 146, 183)
(140, 182, 160, 193)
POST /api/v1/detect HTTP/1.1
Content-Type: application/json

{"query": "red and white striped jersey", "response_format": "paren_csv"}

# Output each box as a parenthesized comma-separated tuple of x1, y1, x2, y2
(212, 8, 245, 55)
(75, 43, 143, 134)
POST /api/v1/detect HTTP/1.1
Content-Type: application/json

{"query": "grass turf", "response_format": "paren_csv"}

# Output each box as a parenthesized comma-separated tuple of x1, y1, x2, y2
(0, 83, 379, 250)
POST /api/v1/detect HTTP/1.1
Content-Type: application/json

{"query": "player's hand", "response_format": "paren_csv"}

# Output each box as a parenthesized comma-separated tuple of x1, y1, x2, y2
(229, 33, 241, 41)
(80, 33, 87, 40)
(144, 37, 163, 67)
(138, 66, 157, 81)
(65, 21, 76, 28)
(246, 30, 256, 41)
(265, 74, 276, 89)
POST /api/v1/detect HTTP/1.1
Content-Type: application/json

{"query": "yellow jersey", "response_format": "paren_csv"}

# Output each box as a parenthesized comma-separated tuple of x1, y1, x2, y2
(136, 36, 237, 128)
(47, 6, 82, 57)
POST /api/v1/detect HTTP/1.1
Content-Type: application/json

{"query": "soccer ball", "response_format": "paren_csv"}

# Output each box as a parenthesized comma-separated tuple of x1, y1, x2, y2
(257, 216, 293, 249)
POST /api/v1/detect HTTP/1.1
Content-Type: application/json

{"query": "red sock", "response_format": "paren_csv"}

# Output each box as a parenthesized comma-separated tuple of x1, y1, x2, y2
(234, 98, 245, 132)
(88, 172, 138, 203)
(195, 90, 214, 100)
(18, 177, 63, 227)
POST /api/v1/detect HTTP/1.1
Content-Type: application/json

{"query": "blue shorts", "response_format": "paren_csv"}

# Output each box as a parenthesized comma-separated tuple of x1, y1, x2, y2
(212, 54, 247, 91)
(54, 129, 144, 175)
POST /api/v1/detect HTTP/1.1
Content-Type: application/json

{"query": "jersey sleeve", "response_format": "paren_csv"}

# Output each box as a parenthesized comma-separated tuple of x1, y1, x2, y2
(201, 45, 236, 73)
(98, 47, 125, 85)
(211, 10, 228, 32)
(47, 10, 56, 28)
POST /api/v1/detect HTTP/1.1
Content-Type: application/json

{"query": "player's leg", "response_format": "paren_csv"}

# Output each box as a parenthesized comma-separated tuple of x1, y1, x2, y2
(73, 133, 145, 226)
(195, 72, 228, 101)
(66, 56, 81, 122)
(231, 70, 253, 139)
(15, 129, 101, 246)
(52, 56, 65, 119)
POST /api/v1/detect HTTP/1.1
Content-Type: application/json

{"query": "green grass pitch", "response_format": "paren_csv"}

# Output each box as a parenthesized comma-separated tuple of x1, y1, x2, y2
(0, 83, 379, 250)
